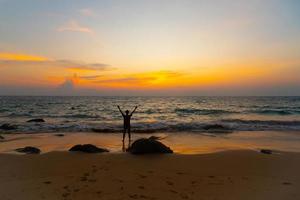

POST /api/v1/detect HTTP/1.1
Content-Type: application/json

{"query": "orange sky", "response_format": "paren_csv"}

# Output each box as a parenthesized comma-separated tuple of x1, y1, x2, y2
(0, 0, 300, 95)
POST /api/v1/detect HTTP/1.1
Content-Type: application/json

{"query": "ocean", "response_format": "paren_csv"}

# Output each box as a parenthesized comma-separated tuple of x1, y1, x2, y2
(1, 96, 300, 134)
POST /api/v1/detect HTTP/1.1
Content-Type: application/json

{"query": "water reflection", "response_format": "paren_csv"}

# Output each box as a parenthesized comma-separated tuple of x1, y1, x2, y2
(122, 139, 131, 152)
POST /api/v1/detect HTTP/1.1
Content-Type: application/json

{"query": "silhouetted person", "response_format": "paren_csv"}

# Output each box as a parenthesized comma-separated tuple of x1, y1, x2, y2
(118, 105, 137, 141)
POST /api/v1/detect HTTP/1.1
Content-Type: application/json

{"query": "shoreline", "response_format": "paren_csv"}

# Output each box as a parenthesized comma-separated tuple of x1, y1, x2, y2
(0, 150, 299, 200)
(1, 130, 300, 154)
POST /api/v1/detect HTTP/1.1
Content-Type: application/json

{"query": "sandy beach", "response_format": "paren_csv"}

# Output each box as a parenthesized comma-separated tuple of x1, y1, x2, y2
(0, 150, 299, 200)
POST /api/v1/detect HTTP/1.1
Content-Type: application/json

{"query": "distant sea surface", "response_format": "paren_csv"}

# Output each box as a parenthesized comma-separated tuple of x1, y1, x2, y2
(1, 96, 300, 134)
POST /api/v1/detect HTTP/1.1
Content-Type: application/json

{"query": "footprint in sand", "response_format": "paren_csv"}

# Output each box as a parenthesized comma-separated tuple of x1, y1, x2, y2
(84, 172, 90, 176)
(114, 178, 124, 183)
(88, 179, 97, 182)
(138, 186, 145, 190)
(282, 182, 292, 185)
(129, 194, 149, 199)
(129, 194, 139, 199)
(166, 181, 174, 186)
(62, 192, 70, 198)
(63, 186, 69, 190)
(180, 193, 189, 199)
(169, 189, 178, 194)
(191, 180, 197, 185)
(138, 174, 147, 179)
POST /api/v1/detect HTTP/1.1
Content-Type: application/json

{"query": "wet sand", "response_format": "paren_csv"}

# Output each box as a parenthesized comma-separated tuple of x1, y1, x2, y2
(1, 131, 300, 154)
(0, 150, 299, 200)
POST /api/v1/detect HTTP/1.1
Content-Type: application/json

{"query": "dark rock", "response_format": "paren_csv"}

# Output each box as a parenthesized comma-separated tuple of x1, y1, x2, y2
(69, 144, 109, 153)
(0, 123, 17, 130)
(0, 135, 4, 139)
(260, 149, 272, 154)
(55, 134, 65, 137)
(127, 138, 173, 154)
(148, 136, 161, 140)
(92, 128, 119, 133)
(27, 118, 45, 123)
(15, 146, 41, 154)
(202, 124, 232, 133)
(203, 124, 229, 130)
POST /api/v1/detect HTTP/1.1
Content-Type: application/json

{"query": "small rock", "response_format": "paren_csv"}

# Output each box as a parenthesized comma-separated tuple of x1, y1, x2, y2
(55, 134, 64, 137)
(127, 138, 173, 154)
(15, 146, 41, 154)
(69, 144, 109, 153)
(260, 149, 272, 154)
(27, 118, 45, 123)
(0, 135, 4, 139)
(202, 124, 232, 133)
(0, 123, 17, 130)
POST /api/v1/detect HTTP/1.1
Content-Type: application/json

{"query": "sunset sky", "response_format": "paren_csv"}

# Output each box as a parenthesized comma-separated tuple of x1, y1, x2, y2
(0, 0, 300, 95)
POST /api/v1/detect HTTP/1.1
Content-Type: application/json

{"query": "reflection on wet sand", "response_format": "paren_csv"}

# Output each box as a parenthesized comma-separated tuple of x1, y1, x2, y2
(122, 139, 131, 152)
(1, 131, 300, 154)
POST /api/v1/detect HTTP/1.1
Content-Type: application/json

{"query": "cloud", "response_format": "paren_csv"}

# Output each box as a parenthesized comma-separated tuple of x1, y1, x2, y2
(53, 60, 110, 71)
(57, 79, 75, 91)
(0, 53, 48, 62)
(79, 8, 96, 17)
(0, 53, 111, 71)
(79, 75, 103, 80)
(57, 20, 94, 34)
(154, 70, 183, 78)
(90, 70, 184, 86)
(93, 77, 155, 84)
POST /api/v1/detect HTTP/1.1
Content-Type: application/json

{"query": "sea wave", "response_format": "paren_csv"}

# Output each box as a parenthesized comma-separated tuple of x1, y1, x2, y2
(249, 109, 300, 115)
(221, 119, 300, 126)
(175, 108, 237, 115)
(2, 119, 300, 134)
(5, 113, 103, 119)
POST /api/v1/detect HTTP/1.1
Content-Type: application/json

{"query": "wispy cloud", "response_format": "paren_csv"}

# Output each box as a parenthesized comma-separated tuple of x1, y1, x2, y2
(53, 60, 110, 71)
(89, 70, 184, 86)
(79, 8, 96, 17)
(0, 53, 111, 71)
(94, 77, 155, 84)
(79, 75, 103, 80)
(57, 20, 94, 34)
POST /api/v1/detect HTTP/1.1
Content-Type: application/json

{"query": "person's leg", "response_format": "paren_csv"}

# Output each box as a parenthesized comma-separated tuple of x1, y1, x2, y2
(122, 139, 125, 152)
(128, 127, 131, 141)
(122, 128, 126, 141)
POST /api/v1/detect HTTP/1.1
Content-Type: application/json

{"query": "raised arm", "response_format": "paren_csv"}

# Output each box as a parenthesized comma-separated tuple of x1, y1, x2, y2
(117, 105, 125, 116)
(130, 106, 138, 115)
